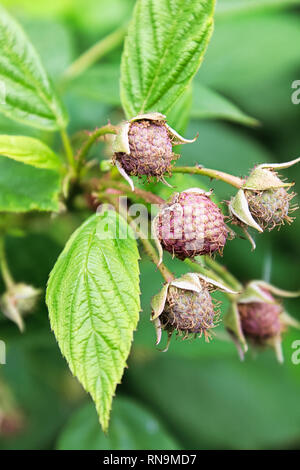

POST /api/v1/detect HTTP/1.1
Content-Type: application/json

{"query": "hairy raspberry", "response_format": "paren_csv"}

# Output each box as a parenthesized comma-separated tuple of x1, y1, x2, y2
(238, 300, 282, 342)
(156, 190, 228, 259)
(115, 120, 176, 178)
(160, 283, 218, 340)
(245, 187, 296, 230)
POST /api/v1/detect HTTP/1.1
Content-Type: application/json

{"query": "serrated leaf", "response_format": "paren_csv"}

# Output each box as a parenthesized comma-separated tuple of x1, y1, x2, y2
(191, 82, 259, 127)
(0, 5, 68, 130)
(121, 0, 215, 118)
(46, 212, 141, 432)
(0, 135, 62, 171)
(0, 158, 61, 212)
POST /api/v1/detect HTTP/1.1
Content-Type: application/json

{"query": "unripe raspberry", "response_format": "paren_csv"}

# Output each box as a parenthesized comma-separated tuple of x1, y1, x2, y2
(228, 159, 300, 248)
(0, 283, 41, 332)
(115, 120, 174, 178)
(160, 283, 217, 340)
(151, 272, 236, 351)
(112, 113, 196, 188)
(155, 189, 228, 260)
(244, 187, 294, 230)
(238, 300, 282, 342)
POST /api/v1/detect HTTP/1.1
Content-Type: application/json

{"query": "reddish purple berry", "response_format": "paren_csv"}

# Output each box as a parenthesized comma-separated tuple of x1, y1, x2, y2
(156, 190, 228, 259)
(114, 119, 176, 178)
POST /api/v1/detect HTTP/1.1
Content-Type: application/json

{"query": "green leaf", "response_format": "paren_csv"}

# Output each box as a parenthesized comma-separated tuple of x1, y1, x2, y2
(191, 82, 259, 127)
(67, 65, 121, 106)
(46, 212, 141, 432)
(217, 0, 300, 16)
(57, 397, 180, 450)
(0, 135, 62, 171)
(0, 158, 61, 212)
(0, 5, 68, 130)
(121, 0, 216, 118)
(167, 87, 193, 136)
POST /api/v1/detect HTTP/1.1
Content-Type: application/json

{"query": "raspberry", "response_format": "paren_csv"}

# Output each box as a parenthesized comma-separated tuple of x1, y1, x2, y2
(156, 190, 228, 259)
(160, 283, 218, 340)
(238, 301, 282, 342)
(114, 119, 175, 178)
(245, 187, 295, 230)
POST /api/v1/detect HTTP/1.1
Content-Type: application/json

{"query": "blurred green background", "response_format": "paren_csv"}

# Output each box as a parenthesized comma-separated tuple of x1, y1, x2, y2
(0, 0, 300, 450)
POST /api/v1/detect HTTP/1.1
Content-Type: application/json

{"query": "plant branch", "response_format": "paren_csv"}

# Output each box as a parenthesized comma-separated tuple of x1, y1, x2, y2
(184, 257, 240, 297)
(76, 124, 117, 173)
(204, 256, 243, 291)
(0, 238, 14, 290)
(62, 24, 127, 83)
(60, 128, 76, 173)
(99, 179, 165, 205)
(173, 165, 244, 188)
(105, 194, 174, 283)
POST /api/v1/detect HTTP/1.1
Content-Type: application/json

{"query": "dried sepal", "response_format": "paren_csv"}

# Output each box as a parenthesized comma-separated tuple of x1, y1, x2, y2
(0, 283, 41, 332)
(229, 189, 263, 232)
(224, 302, 248, 359)
(151, 283, 170, 321)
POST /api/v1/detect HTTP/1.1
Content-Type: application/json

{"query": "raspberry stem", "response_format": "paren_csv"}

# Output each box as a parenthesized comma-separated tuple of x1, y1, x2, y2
(173, 166, 244, 188)
(76, 124, 117, 174)
(104, 193, 174, 283)
(99, 179, 165, 205)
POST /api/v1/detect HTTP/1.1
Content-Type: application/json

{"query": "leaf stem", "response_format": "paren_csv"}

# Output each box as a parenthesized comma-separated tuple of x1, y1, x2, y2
(172, 166, 244, 188)
(0, 238, 14, 290)
(62, 24, 128, 83)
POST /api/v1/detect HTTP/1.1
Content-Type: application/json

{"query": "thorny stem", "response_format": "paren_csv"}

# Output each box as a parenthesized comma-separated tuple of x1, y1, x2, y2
(62, 24, 128, 83)
(173, 166, 244, 189)
(0, 238, 14, 290)
(105, 194, 174, 283)
(76, 125, 117, 174)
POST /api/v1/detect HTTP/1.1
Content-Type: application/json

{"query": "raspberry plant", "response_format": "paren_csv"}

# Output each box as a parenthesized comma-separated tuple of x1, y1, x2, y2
(0, 0, 299, 437)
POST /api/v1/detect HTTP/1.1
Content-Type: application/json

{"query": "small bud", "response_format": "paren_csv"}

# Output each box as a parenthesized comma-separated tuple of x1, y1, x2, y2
(229, 158, 300, 248)
(112, 113, 196, 190)
(0, 283, 41, 332)
(225, 280, 300, 362)
(154, 188, 228, 260)
(151, 272, 237, 351)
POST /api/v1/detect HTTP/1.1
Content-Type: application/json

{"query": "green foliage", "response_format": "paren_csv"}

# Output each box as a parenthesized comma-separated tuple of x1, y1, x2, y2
(0, 158, 61, 212)
(127, 354, 300, 449)
(0, 4, 68, 130)
(0, 135, 62, 171)
(57, 397, 179, 450)
(0, 0, 300, 452)
(121, 0, 216, 117)
(46, 212, 141, 431)
(191, 82, 259, 126)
